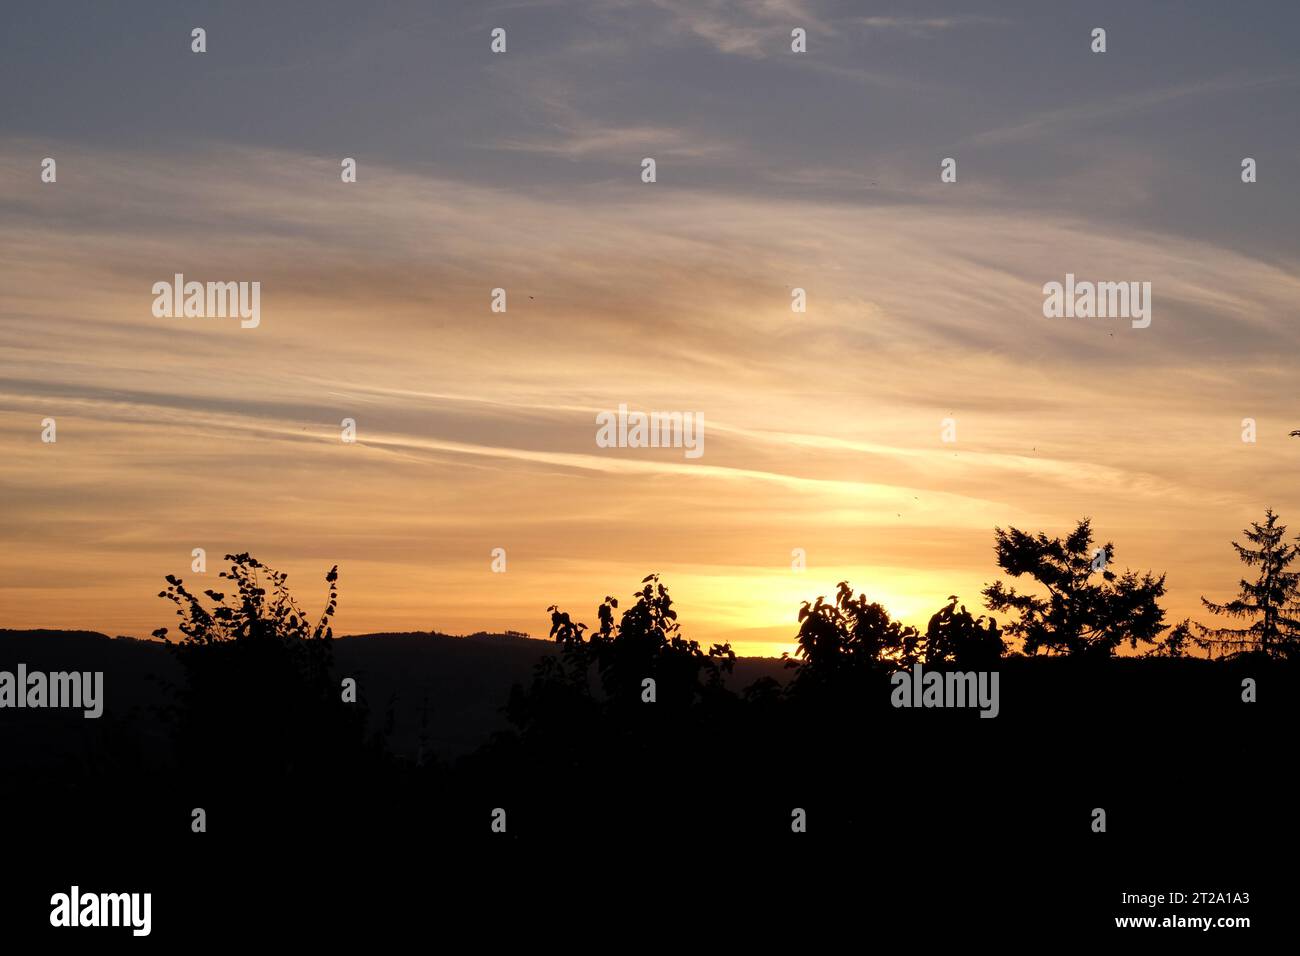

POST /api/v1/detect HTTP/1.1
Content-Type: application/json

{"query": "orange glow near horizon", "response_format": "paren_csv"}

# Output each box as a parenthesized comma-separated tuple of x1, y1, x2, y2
(0, 146, 1295, 657)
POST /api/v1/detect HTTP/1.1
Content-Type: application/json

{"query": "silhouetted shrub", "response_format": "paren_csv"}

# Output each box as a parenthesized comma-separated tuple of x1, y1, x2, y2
(924, 596, 1006, 667)
(784, 581, 922, 687)
(152, 553, 373, 788)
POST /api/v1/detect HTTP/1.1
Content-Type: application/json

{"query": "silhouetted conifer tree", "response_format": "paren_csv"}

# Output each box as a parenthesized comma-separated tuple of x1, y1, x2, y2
(1198, 509, 1300, 659)
(982, 519, 1168, 656)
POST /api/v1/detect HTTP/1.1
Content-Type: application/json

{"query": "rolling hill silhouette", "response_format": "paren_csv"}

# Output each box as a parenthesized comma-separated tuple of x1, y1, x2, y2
(0, 625, 790, 788)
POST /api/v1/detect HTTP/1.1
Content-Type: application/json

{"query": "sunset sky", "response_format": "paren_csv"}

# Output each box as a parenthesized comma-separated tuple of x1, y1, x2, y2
(2, 1, 1298, 656)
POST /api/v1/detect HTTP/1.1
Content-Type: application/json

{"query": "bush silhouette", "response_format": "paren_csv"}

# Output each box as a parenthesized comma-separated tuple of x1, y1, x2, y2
(489, 573, 740, 800)
(923, 596, 1006, 667)
(780, 582, 922, 705)
(507, 574, 734, 727)
(152, 553, 373, 788)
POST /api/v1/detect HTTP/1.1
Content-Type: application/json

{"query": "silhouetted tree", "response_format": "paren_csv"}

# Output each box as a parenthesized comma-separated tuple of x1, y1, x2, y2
(982, 519, 1169, 656)
(784, 582, 922, 691)
(923, 596, 1006, 667)
(506, 574, 736, 737)
(1144, 619, 1194, 658)
(1197, 509, 1300, 659)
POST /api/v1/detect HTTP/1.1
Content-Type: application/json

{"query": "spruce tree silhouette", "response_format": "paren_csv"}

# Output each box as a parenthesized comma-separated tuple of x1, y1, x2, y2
(982, 519, 1169, 656)
(1197, 508, 1300, 659)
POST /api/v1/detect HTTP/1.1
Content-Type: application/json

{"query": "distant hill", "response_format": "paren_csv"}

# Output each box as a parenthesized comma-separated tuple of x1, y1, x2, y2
(0, 628, 790, 766)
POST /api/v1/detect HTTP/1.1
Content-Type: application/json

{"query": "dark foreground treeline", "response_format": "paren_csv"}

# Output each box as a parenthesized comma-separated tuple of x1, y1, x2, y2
(1, 612, 1291, 940)
(3, 529, 1297, 844)
(2, 514, 1297, 941)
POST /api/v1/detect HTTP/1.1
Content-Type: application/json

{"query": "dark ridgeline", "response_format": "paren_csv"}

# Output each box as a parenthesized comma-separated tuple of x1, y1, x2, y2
(2, 516, 1296, 937)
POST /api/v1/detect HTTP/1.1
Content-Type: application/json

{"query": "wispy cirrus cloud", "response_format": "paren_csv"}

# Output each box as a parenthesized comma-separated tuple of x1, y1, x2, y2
(963, 69, 1300, 147)
(852, 15, 1005, 36)
(3, 135, 1298, 646)
(492, 121, 736, 160)
(644, 0, 829, 57)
